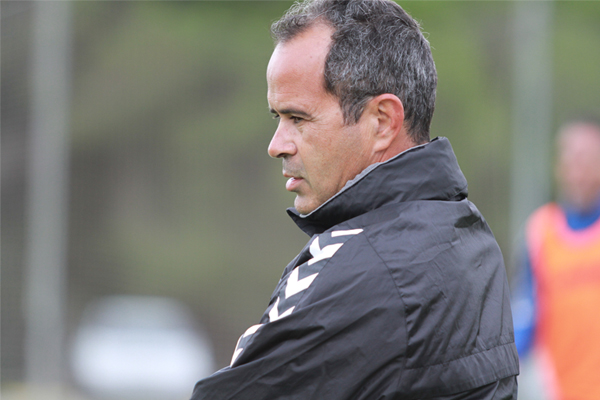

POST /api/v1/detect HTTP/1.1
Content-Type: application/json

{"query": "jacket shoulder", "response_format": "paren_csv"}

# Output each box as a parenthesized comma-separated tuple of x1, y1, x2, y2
(329, 199, 519, 396)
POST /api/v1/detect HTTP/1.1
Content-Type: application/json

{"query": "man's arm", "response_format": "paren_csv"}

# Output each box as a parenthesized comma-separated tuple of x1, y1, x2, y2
(190, 231, 407, 399)
(510, 250, 536, 358)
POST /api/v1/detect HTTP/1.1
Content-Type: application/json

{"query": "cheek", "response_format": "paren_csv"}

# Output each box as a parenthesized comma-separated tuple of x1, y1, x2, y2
(302, 122, 368, 189)
(322, 142, 368, 192)
(304, 147, 345, 195)
(339, 132, 372, 170)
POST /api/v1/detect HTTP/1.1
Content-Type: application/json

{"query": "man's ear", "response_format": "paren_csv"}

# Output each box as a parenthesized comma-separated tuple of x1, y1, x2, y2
(366, 94, 412, 158)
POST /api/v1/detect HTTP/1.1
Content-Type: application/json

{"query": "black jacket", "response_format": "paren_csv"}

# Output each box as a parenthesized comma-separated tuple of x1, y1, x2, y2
(191, 137, 519, 399)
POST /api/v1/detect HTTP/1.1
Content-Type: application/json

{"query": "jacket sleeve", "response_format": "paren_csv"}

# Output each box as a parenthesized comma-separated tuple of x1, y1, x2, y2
(190, 232, 408, 400)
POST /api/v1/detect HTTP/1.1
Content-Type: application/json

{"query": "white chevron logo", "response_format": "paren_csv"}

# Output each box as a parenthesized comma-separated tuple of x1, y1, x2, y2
(308, 236, 344, 266)
(230, 324, 263, 366)
(285, 268, 318, 298)
(268, 297, 295, 322)
(230, 348, 243, 366)
(230, 229, 364, 367)
(332, 228, 364, 237)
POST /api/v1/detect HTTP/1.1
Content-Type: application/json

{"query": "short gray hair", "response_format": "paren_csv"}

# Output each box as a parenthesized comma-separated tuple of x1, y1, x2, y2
(271, 0, 437, 144)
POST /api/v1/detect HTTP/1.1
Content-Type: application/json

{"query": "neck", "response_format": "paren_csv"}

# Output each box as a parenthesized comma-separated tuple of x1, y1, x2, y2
(563, 194, 600, 231)
(378, 132, 419, 163)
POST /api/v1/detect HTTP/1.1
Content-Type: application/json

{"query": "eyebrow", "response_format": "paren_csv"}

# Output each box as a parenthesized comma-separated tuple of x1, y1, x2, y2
(269, 107, 312, 119)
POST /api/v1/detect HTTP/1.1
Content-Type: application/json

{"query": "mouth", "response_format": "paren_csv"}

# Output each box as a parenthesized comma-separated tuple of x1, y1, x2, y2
(283, 173, 304, 192)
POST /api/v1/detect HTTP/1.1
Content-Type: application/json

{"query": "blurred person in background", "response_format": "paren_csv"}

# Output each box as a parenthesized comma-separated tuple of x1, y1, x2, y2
(512, 119, 600, 400)
(191, 0, 519, 398)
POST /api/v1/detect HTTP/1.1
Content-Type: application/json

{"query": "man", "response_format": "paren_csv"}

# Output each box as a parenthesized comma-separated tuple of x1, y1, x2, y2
(512, 120, 600, 400)
(191, 0, 519, 398)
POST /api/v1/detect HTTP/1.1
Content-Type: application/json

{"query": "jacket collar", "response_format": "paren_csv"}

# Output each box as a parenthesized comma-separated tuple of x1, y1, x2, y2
(287, 137, 468, 236)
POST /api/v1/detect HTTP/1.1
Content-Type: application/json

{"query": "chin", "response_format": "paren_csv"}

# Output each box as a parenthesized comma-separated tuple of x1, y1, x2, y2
(294, 197, 318, 215)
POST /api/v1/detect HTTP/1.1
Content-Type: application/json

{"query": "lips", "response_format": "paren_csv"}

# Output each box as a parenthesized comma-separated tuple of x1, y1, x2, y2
(283, 160, 304, 191)
(285, 176, 304, 191)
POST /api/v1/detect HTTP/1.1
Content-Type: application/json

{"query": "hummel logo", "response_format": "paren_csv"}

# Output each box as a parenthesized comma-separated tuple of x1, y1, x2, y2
(229, 228, 364, 367)
(308, 236, 344, 266)
(285, 268, 318, 298)
(230, 324, 263, 366)
(268, 297, 295, 322)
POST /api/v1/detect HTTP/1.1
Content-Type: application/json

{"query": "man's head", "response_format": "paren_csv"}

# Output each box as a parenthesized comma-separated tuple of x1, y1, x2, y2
(267, 0, 436, 215)
(556, 120, 600, 212)
(271, 0, 437, 144)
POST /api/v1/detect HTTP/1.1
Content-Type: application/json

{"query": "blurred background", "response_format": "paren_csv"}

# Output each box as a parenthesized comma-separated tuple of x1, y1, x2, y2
(2, 1, 600, 399)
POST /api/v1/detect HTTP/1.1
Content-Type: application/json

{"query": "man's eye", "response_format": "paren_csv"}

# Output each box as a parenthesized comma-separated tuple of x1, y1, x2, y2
(291, 116, 303, 123)
(272, 114, 280, 120)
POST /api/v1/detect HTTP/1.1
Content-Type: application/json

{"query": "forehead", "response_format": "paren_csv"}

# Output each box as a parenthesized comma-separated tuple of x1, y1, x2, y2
(267, 24, 334, 100)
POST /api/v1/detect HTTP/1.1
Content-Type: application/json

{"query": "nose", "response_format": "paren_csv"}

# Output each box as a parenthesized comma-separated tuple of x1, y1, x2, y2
(268, 122, 296, 159)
